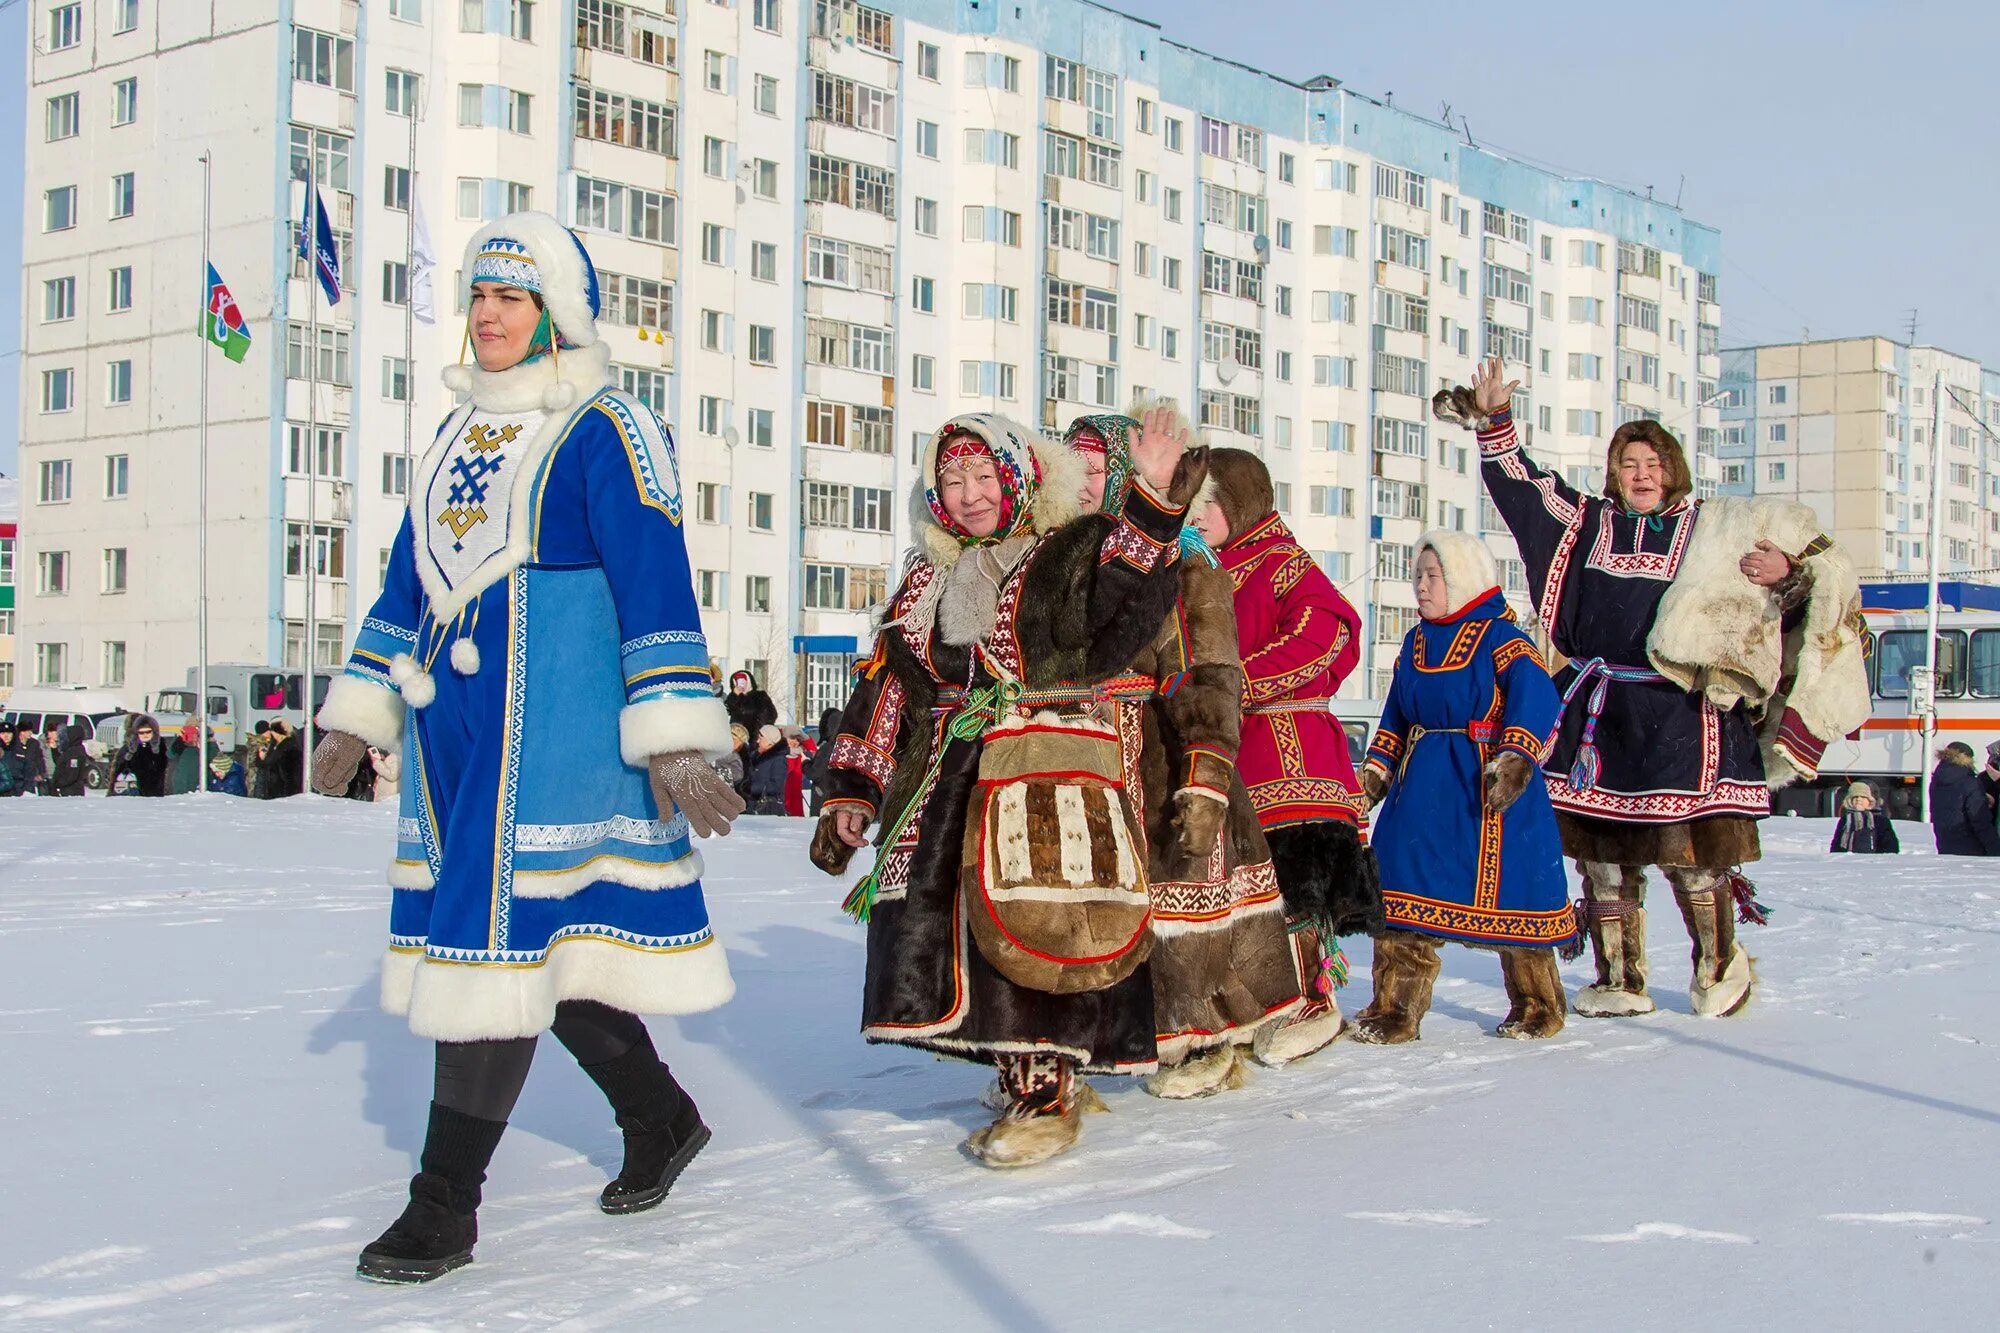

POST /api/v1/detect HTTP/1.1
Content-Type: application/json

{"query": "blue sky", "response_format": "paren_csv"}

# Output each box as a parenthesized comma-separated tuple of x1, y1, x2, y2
(0, 0, 1994, 474)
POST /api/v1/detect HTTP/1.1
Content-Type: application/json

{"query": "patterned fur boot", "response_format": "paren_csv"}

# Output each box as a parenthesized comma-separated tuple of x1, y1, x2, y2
(1572, 863, 1657, 1017)
(967, 1055, 1090, 1169)
(1495, 947, 1567, 1039)
(1250, 924, 1345, 1066)
(1670, 869, 1756, 1017)
(1143, 1043, 1250, 1099)
(1348, 930, 1442, 1044)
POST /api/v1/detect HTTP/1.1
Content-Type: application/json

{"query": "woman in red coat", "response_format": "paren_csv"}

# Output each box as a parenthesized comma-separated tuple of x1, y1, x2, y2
(783, 733, 811, 817)
(1195, 449, 1382, 1064)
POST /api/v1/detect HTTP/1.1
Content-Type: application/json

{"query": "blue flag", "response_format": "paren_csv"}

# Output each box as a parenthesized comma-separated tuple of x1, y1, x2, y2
(296, 186, 342, 305)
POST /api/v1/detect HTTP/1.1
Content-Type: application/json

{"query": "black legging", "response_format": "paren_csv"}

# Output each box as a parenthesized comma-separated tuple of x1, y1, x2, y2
(433, 1000, 649, 1122)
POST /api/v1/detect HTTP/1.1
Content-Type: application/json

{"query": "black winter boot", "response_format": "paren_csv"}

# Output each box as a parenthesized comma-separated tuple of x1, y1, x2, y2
(356, 1102, 507, 1284)
(579, 1035, 711, 1215)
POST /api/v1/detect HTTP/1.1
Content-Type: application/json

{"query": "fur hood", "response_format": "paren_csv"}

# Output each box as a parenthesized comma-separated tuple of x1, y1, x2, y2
(1207, 448, 1274, 545)
(910, 414, 1084, 572)
(439, 212, 610, 413)
(1416, 529, 1500, 616)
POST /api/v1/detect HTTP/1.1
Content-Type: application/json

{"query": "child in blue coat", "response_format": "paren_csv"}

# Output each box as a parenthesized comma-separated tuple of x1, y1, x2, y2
(1355, 530, 1573, 1042)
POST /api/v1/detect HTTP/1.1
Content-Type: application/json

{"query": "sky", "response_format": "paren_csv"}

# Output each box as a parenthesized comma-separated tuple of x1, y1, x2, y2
(0, 0, 1994, 474)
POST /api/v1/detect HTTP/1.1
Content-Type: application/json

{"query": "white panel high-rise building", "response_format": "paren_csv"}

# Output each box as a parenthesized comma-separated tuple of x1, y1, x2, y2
(15, 0, 1721, 718)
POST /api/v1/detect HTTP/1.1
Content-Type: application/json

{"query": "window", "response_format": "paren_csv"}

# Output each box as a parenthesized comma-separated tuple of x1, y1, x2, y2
(749, 324, 776, 365)
(754, 0, 781, 32)
(695, 482, 724, 524)
(101, 266, 134, 315)
(39, 459, 74, 503)
(963, 51, 1020, 91)
(697, 570, 725, 610)
(599, 271, 672, 331)
(754, 74, 778, 115)
(698, 395, 727, 436)
(1373, 163, 1429, 209)
(42, 368, 76, 414)
(381, 260, 409, 307)
(1163, 187, 1181, 222)
(285, 322, 352, 383)
(700, 309, 726, 352)
(1312, 356, 1354, 388)
(106, 360, 133, 405)
(42, 276, 76, 323)
(911, 276, 935, 313)
(572, 82, 680, 154)
(914, 197, 938, 237)
(1567, 409, 1603, 437)
(804, 563, 846, 610)
(284, 423, 345, 476)
(49, 2, 82, 50)
(101, 548, 128, 595)
(1767, 461, 1787, 483)
(46, 92, 79, 142)
(746, 491, 775, 531)
(45, 185, 77, 232)
(703, 136, 727, 177)
(705, 50, 727, 93)
(1376, 543, 1414, 581)
(287, 125, 352, 192)
(1768, 423, 1789, 444)
(381, 356, 409, 402)
(105, 454, 130, 499)
(385, 69, 420, 117)
(109, 172, 136, 219)
(917, 42, 940, 80)
(1567, 353, 1603, 382)
(115, 0, 141, 33)
(39, 551, 70, 595)
(1375, 353, 1427, 398)
(293, 28, 356, 92)
(36, 642, 68, 686)
(1768, 384, 1789, 405)
(745, 576, 772, 614)
(749, 241, 778, 283)
(916, 120, 939, 159)
(573, 176, 678, 245)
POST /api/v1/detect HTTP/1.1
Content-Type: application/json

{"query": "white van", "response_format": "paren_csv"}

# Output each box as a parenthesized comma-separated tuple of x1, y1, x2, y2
(0, 687, 132, 789)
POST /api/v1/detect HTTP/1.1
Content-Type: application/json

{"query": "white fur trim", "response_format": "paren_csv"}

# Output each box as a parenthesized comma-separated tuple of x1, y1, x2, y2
(440, 338, 612, 414)
(1141, 1043, 1246, 1099)
(511, 848, 705, 900)
(316, 675, 405, 752)
(382, 933, 734, 1042)
(412, 344, 613, 624)
(619, 695, 734, 765)
(463, 211, 600, 349)
(1250, 1002, 1344, 1067)
(1174, 785, 1231, 806)
(1689, 943, 1755, 1017)
(1417, 528, 1500, 611)
(450, 638, 481, 676)
(1571, 985, 1658, 1017)
(388, 859, 436, 890)
(910, 416, 1085, 571)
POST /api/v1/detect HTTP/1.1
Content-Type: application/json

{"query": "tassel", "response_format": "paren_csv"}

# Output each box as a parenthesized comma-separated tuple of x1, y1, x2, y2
(1726, 872, 1771, 926)
(1321, 945, 1351, 992)
(1559, 899, 1589, 962)
(1178, 524, 1218, 567)
(841, 873, 878, 924)
(1568, 742, 1601, 793)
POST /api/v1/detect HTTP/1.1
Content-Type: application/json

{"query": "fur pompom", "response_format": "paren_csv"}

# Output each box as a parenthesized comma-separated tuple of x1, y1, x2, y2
(449, 638, 481, 675)
(441, 363, 472, 399)
(542, 379, 578, 411)
(389, 654, 421, 686)
(390, 654, 438, 709)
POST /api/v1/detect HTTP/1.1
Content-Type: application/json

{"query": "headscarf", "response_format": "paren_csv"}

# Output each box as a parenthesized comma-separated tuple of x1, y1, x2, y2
(1063, 412, 1215, 567)
(924, 417, 1044, 547)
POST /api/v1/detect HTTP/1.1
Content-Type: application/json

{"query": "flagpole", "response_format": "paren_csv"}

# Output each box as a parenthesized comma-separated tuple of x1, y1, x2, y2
(197, 151, 212, 793)
(404, 114, 415, 483)
(303, 184, 320, 779)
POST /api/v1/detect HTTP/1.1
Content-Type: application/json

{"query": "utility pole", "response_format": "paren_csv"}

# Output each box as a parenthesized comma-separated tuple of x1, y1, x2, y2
(1919, 365, 1945, 820)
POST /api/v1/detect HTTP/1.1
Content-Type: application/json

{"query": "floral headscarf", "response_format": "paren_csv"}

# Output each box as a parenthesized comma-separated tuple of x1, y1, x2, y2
(924, 416, 1045, 547)
(1062, 414, 1138, 519)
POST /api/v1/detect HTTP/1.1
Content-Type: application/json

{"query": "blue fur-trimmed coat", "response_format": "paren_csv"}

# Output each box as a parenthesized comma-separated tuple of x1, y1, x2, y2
(318, 345, 734, 1041)
(1365, 593, 1571, 948)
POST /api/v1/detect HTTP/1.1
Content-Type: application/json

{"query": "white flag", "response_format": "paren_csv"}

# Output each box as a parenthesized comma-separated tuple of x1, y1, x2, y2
(410, 192, 438, 326)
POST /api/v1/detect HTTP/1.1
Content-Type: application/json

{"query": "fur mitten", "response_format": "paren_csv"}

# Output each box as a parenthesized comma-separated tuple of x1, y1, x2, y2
(809, 811, 862, 876)
(1171, 789, 1228, 862)
(1484, 752, 1533, 812)
(1359, 765, 1387, 811)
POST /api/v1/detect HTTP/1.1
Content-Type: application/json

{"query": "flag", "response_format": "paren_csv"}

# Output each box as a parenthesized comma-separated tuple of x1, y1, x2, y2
(410, 192, 437, 325)
(296, 186, 342, 305)
(204, 263, 252, 363)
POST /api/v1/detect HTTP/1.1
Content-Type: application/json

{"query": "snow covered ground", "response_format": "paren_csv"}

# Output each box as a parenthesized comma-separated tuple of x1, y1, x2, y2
(2, 797, 1996, 1330)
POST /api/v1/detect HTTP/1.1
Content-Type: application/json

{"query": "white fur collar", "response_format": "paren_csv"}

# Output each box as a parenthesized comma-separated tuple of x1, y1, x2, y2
(912, 435, 1085, 572)
(440, 340, 612, 414)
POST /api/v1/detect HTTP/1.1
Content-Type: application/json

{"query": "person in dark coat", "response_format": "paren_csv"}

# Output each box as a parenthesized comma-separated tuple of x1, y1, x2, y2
(49, 726, 93, 797)
(724, 671, 778, 738)
(1930, 743, 2000, 856)
(0, 720, 36, 797)
(1829, 781, 1899, 854)
(1979, 740, 2000, 827)
(207, 751, 249, 796)
(726, 723, 754, 801)
(746, 724, 789, 816)
(261, 720, 305, 798)
(111, 715, 172, 797)
(39, 725, 63, 794)
(809, 707, 844, 815)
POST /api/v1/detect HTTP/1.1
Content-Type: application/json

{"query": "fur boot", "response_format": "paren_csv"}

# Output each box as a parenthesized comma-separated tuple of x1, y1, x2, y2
(1250, 924, 1345, 1066)
(1348, 931, 1442, 1044)
(577, 1036, 712, 1215)
(1495, 948, 1567, 1039)
(980, 1076, 1110, 1114)
(1142, 1043, 1249, 1100)
(1573, 862, 1657, 1018)
(356, 1103, 506, 1284)
(1670, 869, 1756, 1017)
(967, 1055, 1088, 1169)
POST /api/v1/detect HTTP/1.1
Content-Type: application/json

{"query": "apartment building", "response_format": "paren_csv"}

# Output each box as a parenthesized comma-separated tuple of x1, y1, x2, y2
(15, 0, 1721, 716)
(1719, 337, 2000, 578)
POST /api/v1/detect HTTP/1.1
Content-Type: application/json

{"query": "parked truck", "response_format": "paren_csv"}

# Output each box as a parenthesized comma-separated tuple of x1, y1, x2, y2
(147, 665, 337, 760)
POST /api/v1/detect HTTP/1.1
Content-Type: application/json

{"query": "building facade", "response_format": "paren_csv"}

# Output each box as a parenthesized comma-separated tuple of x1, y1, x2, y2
(1719, 337, 2000, 579)
(15, 0, 1721, 717)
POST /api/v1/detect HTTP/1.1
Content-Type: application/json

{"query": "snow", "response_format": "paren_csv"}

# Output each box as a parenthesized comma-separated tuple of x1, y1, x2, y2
(2, 798, 1997, 1329)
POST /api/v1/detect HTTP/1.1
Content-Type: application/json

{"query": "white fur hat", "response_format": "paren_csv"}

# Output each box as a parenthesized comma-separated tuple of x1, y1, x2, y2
(458, 211, 602, 349)
(1416, 528, 1500, 613)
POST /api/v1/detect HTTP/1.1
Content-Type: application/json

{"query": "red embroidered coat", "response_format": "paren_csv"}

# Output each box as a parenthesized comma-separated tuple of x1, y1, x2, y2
(1217, 514, 1365, 832)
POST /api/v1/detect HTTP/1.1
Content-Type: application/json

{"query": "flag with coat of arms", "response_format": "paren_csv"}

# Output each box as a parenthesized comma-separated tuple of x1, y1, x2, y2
(204, 264, 251, 363)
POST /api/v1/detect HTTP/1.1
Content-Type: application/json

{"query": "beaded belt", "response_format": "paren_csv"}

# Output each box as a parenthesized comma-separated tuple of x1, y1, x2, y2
(932, 673, 1158, 718)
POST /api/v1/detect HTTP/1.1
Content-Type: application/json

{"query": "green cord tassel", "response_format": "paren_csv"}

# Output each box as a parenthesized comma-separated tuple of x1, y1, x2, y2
(1325, 944, 1351, 991)
(838, 679, 1023, 925)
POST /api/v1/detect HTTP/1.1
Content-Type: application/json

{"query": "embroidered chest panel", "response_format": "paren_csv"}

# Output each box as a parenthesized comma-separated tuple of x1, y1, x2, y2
(1411, 620, 1491, 673)
(421, 407, 545, 592)
(1584, 503, 1697, 581)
